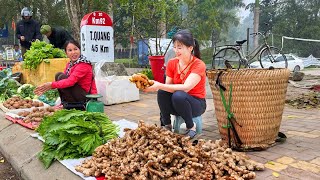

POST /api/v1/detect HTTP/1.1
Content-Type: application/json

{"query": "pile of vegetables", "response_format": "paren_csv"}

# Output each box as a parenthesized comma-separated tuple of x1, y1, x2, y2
(36, 109, 119, 169)
(23, 40, 67, 70)
(17, 84, 37, 99)
(76, 121, 264, 179)
(38, 89, 59, 106)
(0, 69, 21, 102)
(18, 107, 57, 129)
(0, 78, 20, 102)
(3, 96, 44, 109)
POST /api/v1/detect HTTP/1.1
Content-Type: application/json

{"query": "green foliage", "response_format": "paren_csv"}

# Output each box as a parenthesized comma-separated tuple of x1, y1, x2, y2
(23, 40, 66, 70)
(258, 0, 320, 57)
(201, 48, 214, 65)
(114, 58, 139, 68)
(139, 68, 153, 80)
(182, 0, 244, 43)
(116, 0, 182, 55)
(36, 109, 119, 169)
(0, 0, 69, 33)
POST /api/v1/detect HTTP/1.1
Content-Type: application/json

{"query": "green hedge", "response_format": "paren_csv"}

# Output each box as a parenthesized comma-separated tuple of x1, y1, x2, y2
(115, 58, 140, 68)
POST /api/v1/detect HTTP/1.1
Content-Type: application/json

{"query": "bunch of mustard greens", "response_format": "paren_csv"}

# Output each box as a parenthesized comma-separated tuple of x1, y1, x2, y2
(36, 109, 119, 168)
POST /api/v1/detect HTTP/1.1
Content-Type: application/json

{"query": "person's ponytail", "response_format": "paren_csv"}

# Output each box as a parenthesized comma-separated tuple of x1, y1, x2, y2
(193, 38, 201, 59)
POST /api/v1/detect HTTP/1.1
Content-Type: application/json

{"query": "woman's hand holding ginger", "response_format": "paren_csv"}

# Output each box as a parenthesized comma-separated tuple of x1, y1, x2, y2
(129, 73, 154, 90)
(34, 82, 52, 96)
(143, 81, 160, 92)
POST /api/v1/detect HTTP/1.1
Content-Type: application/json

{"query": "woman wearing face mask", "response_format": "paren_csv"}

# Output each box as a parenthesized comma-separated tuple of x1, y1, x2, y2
(34, 40, 97, 109)
(144, 29, 207, 138)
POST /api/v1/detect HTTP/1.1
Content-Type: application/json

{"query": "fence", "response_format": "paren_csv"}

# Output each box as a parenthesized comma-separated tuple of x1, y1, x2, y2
(114, 48, 138, 59)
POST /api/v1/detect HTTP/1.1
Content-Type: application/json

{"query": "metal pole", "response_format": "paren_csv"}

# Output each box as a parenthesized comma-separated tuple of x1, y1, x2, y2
(129, 15, 134, 60)
(246, 28, 250, 55)
(253, 0, 260, 50)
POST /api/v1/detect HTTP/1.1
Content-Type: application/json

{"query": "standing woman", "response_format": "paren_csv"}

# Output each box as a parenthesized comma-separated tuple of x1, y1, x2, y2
(144, 29, 207, 138)
(34, 40, 97, 109)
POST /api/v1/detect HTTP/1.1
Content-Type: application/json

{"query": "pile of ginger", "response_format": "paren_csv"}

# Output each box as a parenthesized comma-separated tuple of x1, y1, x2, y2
(75, 121, 264, 180)
(129, 73, 154, 90)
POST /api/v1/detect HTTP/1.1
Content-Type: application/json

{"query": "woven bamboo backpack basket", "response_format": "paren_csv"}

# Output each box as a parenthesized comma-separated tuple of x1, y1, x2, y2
(207, 68, 290, 150)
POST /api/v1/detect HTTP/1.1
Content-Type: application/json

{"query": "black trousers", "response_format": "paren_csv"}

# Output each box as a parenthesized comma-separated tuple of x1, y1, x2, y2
(55, 72, 87, 103)
(157, 90, 206, 129)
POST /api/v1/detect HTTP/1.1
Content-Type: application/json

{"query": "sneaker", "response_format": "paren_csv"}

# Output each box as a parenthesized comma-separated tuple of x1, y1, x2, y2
(185, 129, 197, 139)
(162, 124, 172, 131)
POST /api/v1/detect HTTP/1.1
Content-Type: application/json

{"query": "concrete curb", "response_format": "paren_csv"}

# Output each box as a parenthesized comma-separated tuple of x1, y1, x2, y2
(0, 111, 81, 180)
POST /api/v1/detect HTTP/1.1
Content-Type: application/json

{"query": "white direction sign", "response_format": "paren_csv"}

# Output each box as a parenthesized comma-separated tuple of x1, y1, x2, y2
(80, 11, 114, 62)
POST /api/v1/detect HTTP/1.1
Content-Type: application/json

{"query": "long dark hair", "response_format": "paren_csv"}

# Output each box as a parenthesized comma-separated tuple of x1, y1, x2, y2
(172, 29, 201, 59)
(63, 40, 81, 52)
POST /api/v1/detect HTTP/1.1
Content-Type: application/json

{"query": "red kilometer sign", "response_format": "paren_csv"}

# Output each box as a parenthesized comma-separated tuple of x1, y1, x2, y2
(80, 11, 114, 62)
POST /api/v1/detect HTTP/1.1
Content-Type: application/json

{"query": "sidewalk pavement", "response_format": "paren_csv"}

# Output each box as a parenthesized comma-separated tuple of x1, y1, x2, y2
(0, 92, 319, 180)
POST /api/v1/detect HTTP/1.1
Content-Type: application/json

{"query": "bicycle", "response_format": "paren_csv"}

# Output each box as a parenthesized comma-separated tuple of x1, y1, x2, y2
(211, 30, 288, 70)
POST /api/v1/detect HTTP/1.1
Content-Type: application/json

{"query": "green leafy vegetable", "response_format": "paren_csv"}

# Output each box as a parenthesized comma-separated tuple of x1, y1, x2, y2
(139, 68, 154, 80)
(17, 84, 36, 99)
(23, 40, 67, 70)
(39, 89, 59, 106)
(36, 109, 119, 169)
(0, 70, 21, 102)
(0, 68, 12, 79)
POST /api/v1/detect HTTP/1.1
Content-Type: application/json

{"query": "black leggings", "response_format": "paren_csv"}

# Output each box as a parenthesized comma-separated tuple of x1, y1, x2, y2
(157, 90, 206, 129)
(55, 72, 87, 103)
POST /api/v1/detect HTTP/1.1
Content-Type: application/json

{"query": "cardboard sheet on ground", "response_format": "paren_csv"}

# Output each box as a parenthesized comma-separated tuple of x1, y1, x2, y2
(31, 119, 138, 180)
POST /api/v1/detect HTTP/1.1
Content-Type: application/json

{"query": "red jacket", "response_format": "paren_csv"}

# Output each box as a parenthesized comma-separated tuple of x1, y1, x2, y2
(51, 62, 97, 94)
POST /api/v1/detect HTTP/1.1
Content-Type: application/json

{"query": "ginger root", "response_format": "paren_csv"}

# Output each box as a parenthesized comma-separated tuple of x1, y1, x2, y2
(75, 121, 264, 179)
(129, 73, 154, 90)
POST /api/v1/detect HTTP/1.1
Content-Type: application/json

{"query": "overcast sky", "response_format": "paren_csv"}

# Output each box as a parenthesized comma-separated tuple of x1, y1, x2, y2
(238, 0, 254, 20)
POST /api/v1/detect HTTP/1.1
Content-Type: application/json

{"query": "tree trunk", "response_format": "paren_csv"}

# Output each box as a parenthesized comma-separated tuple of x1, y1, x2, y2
(65, 0, 83, 42)
(39, 0, 49, 24)
(253, 0, 260, 50)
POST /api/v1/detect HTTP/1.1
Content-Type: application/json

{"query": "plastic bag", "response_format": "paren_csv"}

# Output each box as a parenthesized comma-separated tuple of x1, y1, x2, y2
(94, 61, 139, 105)
(94, 61, 116, 82)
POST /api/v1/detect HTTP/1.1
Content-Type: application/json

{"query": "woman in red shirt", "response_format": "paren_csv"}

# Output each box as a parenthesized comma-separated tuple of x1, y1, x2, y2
(145, 29, 207, 138)
(34, 40, 97, 109)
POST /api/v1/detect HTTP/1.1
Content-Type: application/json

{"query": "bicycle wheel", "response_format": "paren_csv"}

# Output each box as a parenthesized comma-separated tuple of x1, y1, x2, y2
(259, 46, 288, 69)
(212, 47, 241, 69)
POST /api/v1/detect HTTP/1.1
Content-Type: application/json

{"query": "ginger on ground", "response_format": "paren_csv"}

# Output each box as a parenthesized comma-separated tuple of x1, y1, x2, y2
(75, 120, 264, 179)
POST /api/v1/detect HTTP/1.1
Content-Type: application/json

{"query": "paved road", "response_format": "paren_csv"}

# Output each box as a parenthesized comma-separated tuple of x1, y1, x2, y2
(104, 91, 320, 180)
